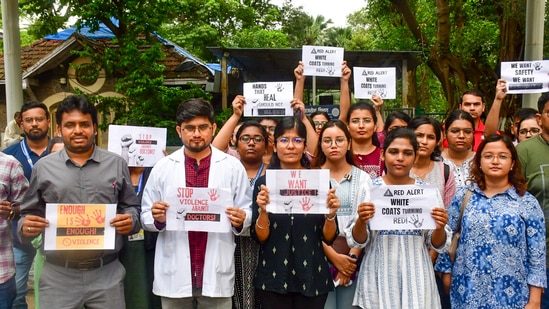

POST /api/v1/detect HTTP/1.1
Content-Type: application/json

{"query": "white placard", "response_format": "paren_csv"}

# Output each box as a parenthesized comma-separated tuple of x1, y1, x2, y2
(302, 45, 344, 77)
(369, 185, 438, 230)
(44, 203, 117, 250)
(243, 81, 294, 117)
(353, 67, 396, 99)
(501, 60, 549, 94)
(266, 169, 330, 214)
(108, 125, 167, 167)
(164, 186, 232, 233)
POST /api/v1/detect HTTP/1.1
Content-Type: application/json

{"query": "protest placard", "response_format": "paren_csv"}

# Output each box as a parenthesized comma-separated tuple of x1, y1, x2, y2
(164, 186, 232, 233)
(501, 60, 549, 94)
(243, 81, 294, 117)
(44, 203, 117, 250)
(369, 185, 439, 230)
(302, 45, 344, 77)
(266, 169, 330, 214)
(353, 67, 396, 99)
(108, 125, 167, 167)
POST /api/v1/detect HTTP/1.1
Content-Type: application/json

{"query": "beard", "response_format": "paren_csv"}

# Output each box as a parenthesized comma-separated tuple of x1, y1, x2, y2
(183, 138, 211, 153)
(25, 129, 48, 141)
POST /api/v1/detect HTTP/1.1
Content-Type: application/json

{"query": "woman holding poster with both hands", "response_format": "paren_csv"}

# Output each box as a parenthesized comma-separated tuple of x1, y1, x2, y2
(346, 128, 451, 309)
(250, 116, 340, 309)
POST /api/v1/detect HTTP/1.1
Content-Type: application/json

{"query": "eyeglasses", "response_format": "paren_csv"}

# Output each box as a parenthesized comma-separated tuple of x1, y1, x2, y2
(518, 128, 541, 136)
(182, 124, 211, 133)
(481, 153, 511, 161)
(448, 128, 474, 136)
(350, 118, 373, 125)
(239, 135, 265, 144)
(322, 137, 347, 147)
(277, 137, 305, 146)
(262, 126, 276, 134)
(23, 117, 46, 124)
(314, 121, 328, 127)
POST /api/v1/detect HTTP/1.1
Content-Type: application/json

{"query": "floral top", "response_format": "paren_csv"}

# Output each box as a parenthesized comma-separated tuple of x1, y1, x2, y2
(442, 156, 473, 189)
(435, 185, 547, 309)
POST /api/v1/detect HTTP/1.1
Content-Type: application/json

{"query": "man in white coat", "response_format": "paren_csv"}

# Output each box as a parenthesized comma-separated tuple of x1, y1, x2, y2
(141, 98, 252, 309)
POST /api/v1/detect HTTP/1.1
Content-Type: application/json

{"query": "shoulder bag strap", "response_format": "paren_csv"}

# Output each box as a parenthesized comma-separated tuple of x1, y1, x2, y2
(456, 189, 472, 233)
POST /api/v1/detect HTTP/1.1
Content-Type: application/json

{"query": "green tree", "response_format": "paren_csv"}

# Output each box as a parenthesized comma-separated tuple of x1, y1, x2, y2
(19, 0, 211, 145)
(302, 15, 333, 45)
(348, 0, 529, 114)
(158, 0, 284, 61)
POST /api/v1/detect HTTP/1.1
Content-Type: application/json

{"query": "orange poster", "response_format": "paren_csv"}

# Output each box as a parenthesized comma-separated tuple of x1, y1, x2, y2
(44, 203, 117, 250)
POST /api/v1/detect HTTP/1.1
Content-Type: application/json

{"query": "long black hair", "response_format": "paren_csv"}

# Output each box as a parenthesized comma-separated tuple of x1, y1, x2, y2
(408, 116, 442, 161)
(313, 120, 355, 167)
(269, 117, 311, 169)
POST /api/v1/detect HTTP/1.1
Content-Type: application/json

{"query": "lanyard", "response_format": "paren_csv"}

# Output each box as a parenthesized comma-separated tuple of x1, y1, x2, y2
(250, 163, 264, 188)
(20, 141, 35, 169)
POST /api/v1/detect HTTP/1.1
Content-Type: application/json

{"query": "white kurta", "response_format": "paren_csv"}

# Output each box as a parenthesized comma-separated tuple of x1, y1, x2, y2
(345, 177, 451, 309)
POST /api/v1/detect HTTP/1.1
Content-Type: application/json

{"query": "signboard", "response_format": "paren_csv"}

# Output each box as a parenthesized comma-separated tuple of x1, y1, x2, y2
(266, 169, 330, 214)
(108, 125, 167, 167)
(501, 60, 549, 94)
(369, 185, 439, 230)
(304, 105, 341, 120)
(302, 45, 344, 77)
(44, 203, 117, 250)
(243, 81, 294, 117)
(165, 186, 232, 233)
(353, 67, 396, 99)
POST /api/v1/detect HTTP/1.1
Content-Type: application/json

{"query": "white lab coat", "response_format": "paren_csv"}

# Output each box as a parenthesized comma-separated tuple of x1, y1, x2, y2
(141, 146, 252, 298)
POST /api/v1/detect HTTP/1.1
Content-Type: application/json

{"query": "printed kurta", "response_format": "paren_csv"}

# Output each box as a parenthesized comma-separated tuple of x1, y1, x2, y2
(435, 185, 546, 309)
(346, 177, 451, 309)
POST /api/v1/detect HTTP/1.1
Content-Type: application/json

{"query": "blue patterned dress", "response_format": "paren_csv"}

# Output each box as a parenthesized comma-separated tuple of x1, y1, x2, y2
(435, 185, 546, 308)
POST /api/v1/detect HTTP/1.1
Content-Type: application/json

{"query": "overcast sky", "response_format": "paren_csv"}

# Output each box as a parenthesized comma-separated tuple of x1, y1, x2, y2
(272, 0, 367, 27)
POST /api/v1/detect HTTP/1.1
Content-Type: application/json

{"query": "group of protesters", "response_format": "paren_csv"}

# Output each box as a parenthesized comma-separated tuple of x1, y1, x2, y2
(0, 60, 547, 309)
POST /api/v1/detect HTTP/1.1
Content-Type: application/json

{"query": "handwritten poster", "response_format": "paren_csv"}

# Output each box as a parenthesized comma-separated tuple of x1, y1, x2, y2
(369, 185, 439, 230)
(243, 81, 294, 117)
(501, 60, 549, 94)
(108, 125, 167, 167)
(44, 203, 117, 250)
(165, 186, 232, 233)
(266, 169, 330, 214)
(302, 45, 344, 77)
(353, 67, 396, 99)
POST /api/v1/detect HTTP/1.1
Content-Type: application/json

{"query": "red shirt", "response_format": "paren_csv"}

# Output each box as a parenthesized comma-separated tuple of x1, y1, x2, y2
(184, 151, 212, 288)
(354, 147, 384, 179)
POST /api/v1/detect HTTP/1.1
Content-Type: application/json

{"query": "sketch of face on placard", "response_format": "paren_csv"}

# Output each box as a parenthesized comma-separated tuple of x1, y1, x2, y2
(176, 208, 186, 220)
(283, 200, 293, 212)
(251, 98, 259, 116)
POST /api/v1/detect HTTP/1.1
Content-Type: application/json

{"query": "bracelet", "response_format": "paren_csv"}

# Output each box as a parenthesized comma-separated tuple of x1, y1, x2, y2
(325, 214, 336, 221)
(255, 220, 270, 230)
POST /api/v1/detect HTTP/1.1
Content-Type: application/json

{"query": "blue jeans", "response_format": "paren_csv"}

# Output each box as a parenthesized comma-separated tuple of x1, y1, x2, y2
(13, 246, 35, 309)
(324, 279, 357, 309)
(542, 269, 549, 309)
(0, 275, 16, 309)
